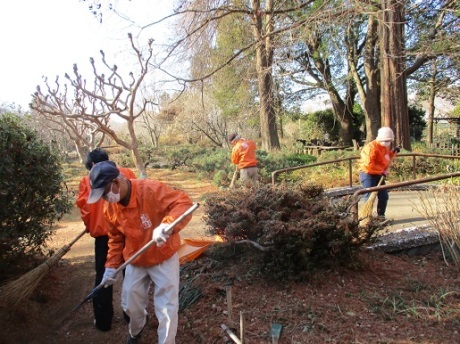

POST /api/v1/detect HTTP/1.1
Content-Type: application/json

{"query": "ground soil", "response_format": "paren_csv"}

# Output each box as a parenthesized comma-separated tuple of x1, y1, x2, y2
(1, 169, 460, 344)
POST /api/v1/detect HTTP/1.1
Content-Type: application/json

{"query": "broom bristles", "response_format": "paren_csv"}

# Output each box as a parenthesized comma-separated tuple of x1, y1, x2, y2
(0, 230, 86, 308)
(0, 247, 71, 307)
(359, 176, 384, 226)
(0, 263, 50, 307)
(359, 192, 378, 226)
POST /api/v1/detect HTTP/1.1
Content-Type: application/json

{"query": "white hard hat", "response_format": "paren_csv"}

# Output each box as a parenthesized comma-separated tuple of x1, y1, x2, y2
(376, 127, 395, 142)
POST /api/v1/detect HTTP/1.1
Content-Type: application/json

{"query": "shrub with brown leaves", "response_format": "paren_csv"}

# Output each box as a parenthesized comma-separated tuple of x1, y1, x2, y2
(204, 184, 378, 280)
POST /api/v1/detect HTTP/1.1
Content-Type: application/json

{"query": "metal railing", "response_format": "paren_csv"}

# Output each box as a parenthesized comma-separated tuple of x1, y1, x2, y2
(351, 172, 460, 221)
(271, 153, 460, 186)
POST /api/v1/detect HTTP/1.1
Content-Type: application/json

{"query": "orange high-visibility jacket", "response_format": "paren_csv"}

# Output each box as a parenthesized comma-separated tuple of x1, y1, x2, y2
(359, 140, 395, 175)
(104, 179, 193, 268)
(76, 167, 136, 238)
(231, 138, 258, 170)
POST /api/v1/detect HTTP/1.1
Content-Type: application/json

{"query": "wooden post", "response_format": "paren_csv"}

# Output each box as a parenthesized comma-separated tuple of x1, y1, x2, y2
(225, 282, 233, 326)
(240, 311, 245, 344)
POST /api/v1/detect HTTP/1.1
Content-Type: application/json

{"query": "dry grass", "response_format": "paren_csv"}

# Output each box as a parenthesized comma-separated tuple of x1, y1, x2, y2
(417, 185, 460, 265)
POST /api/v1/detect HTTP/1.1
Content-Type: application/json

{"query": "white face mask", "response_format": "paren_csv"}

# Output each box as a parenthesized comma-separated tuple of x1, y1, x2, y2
(103, 184, 120, 203)
(379, 141, 391, 147)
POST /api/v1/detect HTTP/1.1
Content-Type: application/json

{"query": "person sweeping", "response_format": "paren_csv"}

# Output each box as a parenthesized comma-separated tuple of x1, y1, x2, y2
(87, 160, 193, 344)
(228, 132, 259, 188)
(76, 148, 136, 331)
(358, 127, 400, 221)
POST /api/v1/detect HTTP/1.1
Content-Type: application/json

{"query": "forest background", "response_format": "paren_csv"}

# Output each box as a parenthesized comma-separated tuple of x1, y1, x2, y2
(0, 0, 456, 178)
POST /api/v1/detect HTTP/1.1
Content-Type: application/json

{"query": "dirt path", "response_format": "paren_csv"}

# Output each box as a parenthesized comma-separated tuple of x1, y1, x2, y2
(2, 169, 460, 344)
(0, 168, 219, 344)
(51, 168, 218, 260)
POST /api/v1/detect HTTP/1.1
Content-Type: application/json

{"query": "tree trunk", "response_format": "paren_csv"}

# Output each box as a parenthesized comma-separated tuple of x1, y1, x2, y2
(328, 90, 354, 146)
(426, 61, 438, 145)
(347, 15, 381, 142)
(74, 141, 88, 164)
(127, 123, 147, 178)
(251, 0, 280, 151)
(380, 0, 411, 150)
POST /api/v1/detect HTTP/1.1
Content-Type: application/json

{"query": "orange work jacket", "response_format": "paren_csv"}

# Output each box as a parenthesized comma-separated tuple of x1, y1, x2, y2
(231, 138, 258, 170)
(104, 179, 193, 268)
(359, 140, 395, 175)
(76, 166, 136, 238)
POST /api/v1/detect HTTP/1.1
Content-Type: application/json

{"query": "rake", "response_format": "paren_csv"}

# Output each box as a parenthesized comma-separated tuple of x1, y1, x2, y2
(359, 175, 385, 225)
(70, 202, 200, 314)
(0, 228, 87, 308)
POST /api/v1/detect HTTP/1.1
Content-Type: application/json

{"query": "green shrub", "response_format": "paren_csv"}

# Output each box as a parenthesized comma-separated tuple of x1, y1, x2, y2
(0, 114, 72, 276)
(155, 145, 317, 187)
(256, 150, 316, 184)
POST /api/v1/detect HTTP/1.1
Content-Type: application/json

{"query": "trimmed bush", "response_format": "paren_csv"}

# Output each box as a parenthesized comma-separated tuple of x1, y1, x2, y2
(0, 114, 72, 276)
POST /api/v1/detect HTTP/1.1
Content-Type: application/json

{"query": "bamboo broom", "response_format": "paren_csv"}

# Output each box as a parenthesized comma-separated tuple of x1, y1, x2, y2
(0, 228, 87, 308)
(359, 176, 385, 226)
(229, 167, 239, 189)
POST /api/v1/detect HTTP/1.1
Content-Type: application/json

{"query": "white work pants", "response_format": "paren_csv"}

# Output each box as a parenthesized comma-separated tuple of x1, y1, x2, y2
(123, 253, 180, 344)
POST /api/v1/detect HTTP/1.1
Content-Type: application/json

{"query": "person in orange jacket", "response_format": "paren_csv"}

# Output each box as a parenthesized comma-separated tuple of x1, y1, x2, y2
(87, 160, 193, 344)
(76, 148, 136, 332)
(228, 132, 259, 187)
(358, 127, 400, 220)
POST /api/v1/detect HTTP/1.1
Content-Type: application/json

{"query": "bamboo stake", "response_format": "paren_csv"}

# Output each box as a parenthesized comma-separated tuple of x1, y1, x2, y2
(221, 324, 242, 344)
(240, 311, 245, 344)
(225, 282, 233, 326)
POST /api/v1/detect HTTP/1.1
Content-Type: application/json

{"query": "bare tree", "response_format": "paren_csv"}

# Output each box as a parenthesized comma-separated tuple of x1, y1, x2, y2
(29, 109, 105, 162)
(32, 33, 155, 177)
(280, 16, 358, 145)
(81, 0, 459, 151)
(143, 0, 333, 150)
(172, 90, 232, 146)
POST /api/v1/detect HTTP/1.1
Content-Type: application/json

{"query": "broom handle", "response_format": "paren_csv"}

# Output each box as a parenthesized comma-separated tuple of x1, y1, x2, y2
(95, 202, 200, 289)
(62, 229, 87, 252)
(71, 204, 200, 314)
(46, 228, 87, 261)
(367, 175, 385, 200)
(230, 166, 238, 188)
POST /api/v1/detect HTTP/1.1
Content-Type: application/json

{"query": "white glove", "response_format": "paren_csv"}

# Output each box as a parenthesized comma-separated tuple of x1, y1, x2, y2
(101, 267, 118, 288)
(152, 223, 170, 247)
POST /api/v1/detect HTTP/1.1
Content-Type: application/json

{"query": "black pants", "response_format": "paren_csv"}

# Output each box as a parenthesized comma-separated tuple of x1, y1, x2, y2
(93, 235, 113, 331)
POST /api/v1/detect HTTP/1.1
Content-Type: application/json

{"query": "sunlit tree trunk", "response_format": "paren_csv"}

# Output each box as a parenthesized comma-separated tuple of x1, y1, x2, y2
(426, 61, 438, 145)
(251, 0, 280, 150)
(380, 0, 411, 150)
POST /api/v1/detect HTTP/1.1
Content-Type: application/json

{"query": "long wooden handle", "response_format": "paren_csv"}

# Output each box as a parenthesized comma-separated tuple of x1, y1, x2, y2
(230, 167, 238, 188)
(74, 203, 201, 311)
(62, 229, 87, 253)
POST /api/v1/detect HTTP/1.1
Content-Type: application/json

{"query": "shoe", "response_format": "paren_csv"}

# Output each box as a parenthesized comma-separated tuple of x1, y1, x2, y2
(126, 314, 148, 344)
(94, 319, 111, 332)
(126, 334, 141, 344)
(376, 215, 386, 222)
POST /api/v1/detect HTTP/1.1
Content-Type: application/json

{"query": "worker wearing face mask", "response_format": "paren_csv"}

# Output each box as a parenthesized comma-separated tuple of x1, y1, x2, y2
(358, 127, 401, 221)
(76, 149, 136, 332)
(87, 161, 193, 344)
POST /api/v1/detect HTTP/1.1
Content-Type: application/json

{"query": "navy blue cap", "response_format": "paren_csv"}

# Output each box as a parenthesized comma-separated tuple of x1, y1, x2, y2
(87, 161, 120, 204)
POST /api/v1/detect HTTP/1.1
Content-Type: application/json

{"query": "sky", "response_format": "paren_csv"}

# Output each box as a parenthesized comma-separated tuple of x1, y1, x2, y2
(0, 0, 173, 109)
